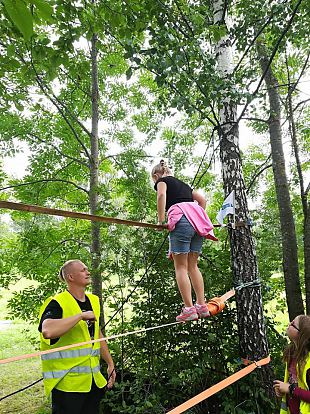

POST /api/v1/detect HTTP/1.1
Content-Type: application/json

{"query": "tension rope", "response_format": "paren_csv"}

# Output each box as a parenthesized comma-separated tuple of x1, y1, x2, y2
(0, 289, 235, 366)
(0, 320, 181, 365)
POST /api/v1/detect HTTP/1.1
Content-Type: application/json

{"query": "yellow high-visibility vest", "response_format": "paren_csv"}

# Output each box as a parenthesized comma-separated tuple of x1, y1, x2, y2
(39, 291, 107, 396)
(280, 354, 310, 413)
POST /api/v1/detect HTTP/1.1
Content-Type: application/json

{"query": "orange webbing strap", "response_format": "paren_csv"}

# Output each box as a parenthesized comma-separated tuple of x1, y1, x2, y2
(0, 200, 230, 228)
(207, 289, 235, 316)
(220, 289, 235, 302)
(0, 200, 167, 230)
(167, 355, 271, 414)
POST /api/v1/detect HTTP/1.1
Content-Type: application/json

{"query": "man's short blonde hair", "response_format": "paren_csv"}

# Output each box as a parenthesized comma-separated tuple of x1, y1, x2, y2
(58, 259, 81, 282)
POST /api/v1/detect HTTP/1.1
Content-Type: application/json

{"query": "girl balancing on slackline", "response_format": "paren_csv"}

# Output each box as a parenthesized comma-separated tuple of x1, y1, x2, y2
(151, 160, 218, 323)
(274, 315, 310, 413)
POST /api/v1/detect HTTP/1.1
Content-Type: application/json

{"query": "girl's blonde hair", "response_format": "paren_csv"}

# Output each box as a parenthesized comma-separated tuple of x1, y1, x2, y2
(284, 315, 310, 376)
(151, 159, 172, 179)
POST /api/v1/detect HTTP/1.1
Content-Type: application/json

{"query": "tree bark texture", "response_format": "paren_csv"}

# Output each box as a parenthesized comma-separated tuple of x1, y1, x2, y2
(90, 32, 104, 323)
(305, 210, 310, 313)
(213, 0, 270, 362)
(287, 88, 310, 313)
(257, 40, 304, 320)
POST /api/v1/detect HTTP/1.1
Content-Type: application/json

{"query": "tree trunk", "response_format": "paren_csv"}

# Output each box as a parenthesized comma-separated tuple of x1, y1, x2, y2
(257, 40, 304, 320)
(212, 7, 276, 408)
(305, 210, 310, 312)
(90, 32, 104, 322)
(287, 84, 310, 313)
(213, 0, 270, 362)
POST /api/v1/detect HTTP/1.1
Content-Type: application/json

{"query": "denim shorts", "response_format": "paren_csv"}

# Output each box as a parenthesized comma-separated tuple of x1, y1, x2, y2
(169, 215, 204, 254)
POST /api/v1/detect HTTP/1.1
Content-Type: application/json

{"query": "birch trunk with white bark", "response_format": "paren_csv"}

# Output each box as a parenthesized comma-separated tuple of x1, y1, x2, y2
(213, 0, 270, 362)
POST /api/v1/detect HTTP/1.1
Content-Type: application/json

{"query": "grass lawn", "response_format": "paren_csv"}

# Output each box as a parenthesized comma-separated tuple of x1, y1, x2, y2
(0, 280, 50, 414)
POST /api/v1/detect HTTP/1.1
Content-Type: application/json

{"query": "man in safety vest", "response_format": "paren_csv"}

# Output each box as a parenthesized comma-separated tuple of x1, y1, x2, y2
(38, 259, 116, 414)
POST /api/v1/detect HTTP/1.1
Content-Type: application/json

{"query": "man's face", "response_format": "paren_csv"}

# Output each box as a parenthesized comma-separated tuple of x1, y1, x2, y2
(69, 261, 91, 287)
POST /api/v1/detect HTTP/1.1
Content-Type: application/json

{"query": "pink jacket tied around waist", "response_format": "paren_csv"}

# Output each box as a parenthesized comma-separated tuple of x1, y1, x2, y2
(167, 202, 218, 242)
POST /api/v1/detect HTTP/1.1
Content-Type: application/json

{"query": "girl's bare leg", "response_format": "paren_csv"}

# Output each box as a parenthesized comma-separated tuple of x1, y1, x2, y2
(172, 253, 193, 307)
(188, 252, 206, 305)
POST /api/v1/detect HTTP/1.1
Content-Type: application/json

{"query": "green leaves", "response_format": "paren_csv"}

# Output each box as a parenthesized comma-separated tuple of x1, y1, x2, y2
(126, 66, 133, 80)
(30, 0, 53, 22)
(2, 0, 33, 40)
(2, 0, 53, 41)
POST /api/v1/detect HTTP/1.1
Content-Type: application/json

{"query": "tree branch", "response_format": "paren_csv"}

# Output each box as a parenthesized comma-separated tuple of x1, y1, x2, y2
(59, 66, 92, 98)
(28, 56, 92, 161)
(174, 0, 195, 37)
(286, 50, 310, 101)
(293, 98, 310, 112)
(27, 132, 88, 167)
(236, 0, 304, 127)
(0, 179, 89, 194)
(246, 155, 273, 194)
(192, 127, 218, 188)
(232, 13, 276, 75)
(242, 116, 269, 124)
(48, 89, 93, 139)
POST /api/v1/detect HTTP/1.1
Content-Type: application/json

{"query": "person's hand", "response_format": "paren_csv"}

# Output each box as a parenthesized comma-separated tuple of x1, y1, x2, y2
(107, 364, 116, 389)
(155, 221, 165, 231)
(273, 380, 289, 397)
(81, 311, 96, 321)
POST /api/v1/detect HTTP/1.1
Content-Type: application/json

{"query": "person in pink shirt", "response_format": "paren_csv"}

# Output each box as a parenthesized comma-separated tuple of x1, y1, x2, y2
(274, 315, 310, 413)
(151, 160, 217, 322)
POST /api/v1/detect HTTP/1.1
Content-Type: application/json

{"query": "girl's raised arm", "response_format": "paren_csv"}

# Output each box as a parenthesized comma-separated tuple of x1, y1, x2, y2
(192, 190, 206, 210)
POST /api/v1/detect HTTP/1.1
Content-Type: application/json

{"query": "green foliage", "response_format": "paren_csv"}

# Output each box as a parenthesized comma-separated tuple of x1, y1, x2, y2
(1, 0, 53, 41)
(0, 0, 309, 412)
(0, 281, 48, 413)
(2, 0, 34, 40)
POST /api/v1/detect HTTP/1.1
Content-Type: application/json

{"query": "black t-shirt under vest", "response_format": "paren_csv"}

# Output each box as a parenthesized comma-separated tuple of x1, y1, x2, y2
(154, 176, 193, 211)
(38, 292, 94, 344)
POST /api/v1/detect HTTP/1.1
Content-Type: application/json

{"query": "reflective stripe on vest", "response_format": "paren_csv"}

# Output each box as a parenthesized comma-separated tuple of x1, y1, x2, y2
(39, 291, 107, 396)
(43, 363, 101, 379)
(41, 347, 100, 361)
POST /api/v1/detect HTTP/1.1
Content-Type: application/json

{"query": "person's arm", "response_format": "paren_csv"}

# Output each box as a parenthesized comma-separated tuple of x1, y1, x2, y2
(42, 311, 96, 340)
(99, 330, 116, 389)
(293, 387, 310, 402)
(156, 181, 167, 223)
(293, 369, 310, 402)
(192, 190, 206, 209)
(273, 378, 310, 402)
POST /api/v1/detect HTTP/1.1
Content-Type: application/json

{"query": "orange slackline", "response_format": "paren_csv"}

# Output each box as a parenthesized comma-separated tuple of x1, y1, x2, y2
(0, 200, 167, 230)
(0, 200, 236, 228)
(0, 290, 235, 365)
(207, 289, 234, 315)
(166, 355, 271, 414)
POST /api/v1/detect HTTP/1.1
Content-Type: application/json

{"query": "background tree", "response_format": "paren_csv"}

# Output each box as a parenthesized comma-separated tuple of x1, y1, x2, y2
(256, 39, 304, 320)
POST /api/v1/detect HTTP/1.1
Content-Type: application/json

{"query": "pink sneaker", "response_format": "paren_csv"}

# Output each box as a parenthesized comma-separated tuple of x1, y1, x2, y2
(195, 303, 210, 319)
(176, 306, 199, 322)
